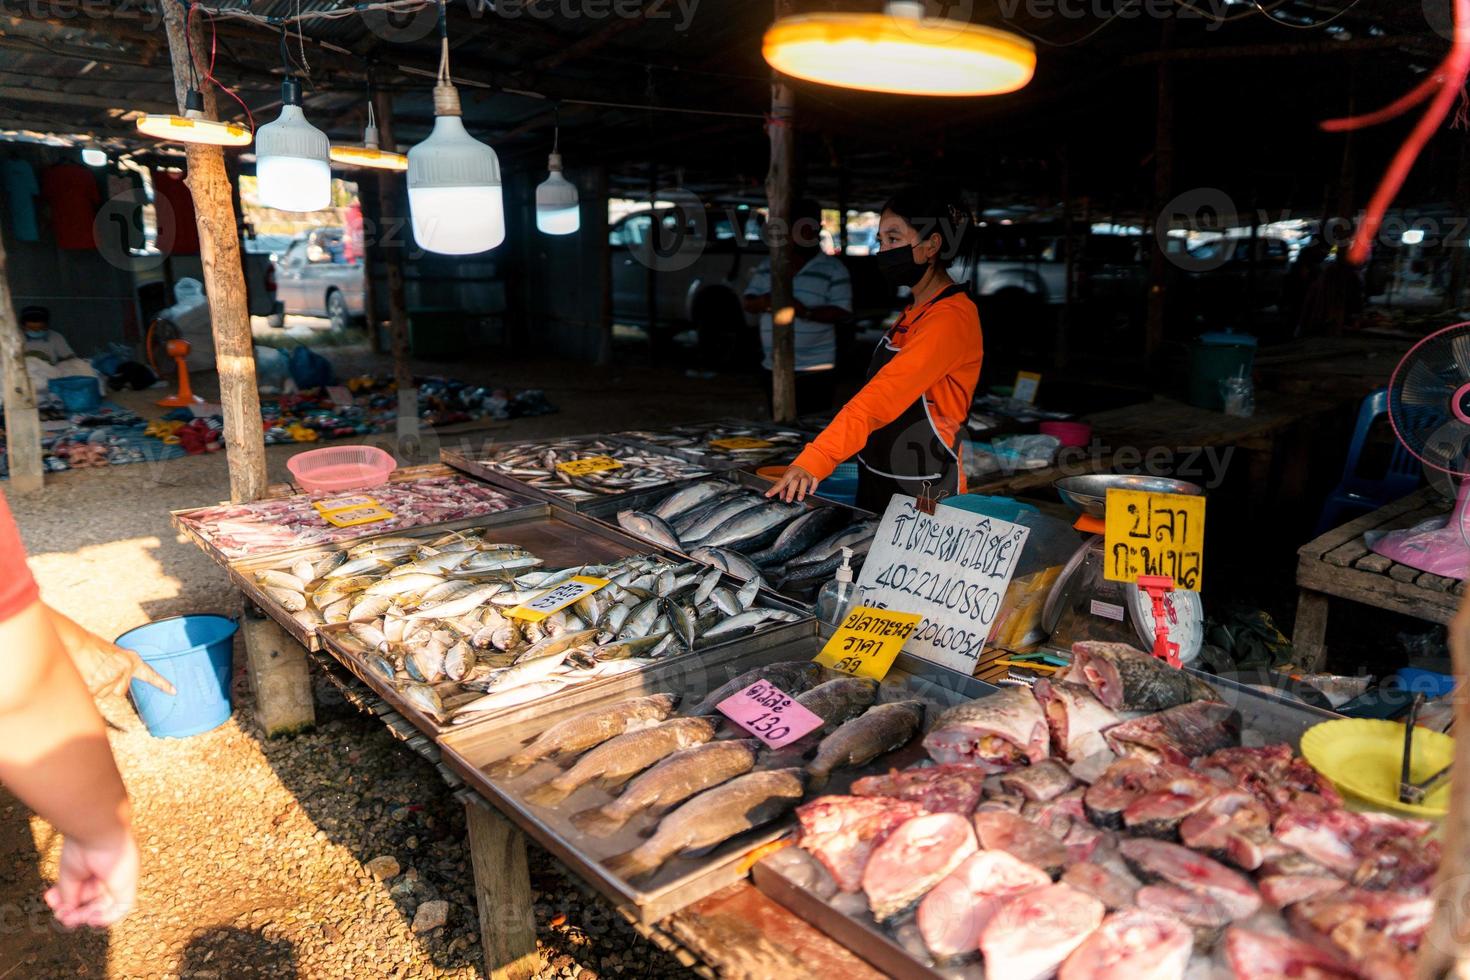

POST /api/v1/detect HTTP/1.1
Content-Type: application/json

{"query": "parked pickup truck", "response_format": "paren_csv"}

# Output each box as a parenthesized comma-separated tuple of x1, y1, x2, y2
(274, 228, 366, 331)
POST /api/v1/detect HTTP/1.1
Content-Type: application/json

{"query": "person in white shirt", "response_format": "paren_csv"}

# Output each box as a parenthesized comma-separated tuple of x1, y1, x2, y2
(18, 306, 104, 399)
(743, 200, 853, 416)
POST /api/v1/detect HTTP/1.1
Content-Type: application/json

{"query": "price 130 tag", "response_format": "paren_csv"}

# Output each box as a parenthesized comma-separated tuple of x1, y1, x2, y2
(556, 456, 624, 477)
(813, 606, 923, 681)
(716, 680, 825, 750)
(709, 436, 774, 451)
(321, 503, 395, 528)
(508, 576, 609, 622)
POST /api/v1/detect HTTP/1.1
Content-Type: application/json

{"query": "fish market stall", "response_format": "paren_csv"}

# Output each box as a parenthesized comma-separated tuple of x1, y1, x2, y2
(611, 418, 814, 471)
(441, 436, 714, 510)
(438, 635, 994, 923)
(580, 471, 877, 605)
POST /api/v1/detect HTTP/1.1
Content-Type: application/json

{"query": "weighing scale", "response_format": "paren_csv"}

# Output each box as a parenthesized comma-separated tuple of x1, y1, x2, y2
(1040, 474, 1206, 665)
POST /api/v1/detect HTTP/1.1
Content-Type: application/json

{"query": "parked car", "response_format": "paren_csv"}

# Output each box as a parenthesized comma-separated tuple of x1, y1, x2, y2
(274, 228, 366, 330)
(1177, 235, 1291, 315)
(949, 225, 1070, 307)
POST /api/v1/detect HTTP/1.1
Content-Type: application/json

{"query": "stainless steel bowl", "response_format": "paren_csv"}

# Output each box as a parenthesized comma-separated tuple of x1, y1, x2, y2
(1053, 474, 1204, 518)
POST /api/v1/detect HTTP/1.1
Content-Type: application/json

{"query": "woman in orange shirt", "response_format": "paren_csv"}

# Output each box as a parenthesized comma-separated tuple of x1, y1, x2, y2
(768, 191, 983, 513)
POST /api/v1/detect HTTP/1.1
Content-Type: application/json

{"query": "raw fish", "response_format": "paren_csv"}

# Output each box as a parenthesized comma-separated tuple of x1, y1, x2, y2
(1058, 909, 1192, 980)
(861, 812, 977, 922)
(922, 686, 1049, 771)
(978, 884, 1104, 980)
(1065, 641, 1218, 711)
(917, 850, 1050, 963)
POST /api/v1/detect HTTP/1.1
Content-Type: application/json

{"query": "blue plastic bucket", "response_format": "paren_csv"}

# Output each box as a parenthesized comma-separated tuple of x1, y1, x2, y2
(817, 462, 859, 506)
(115, 615, 238, 738)
(47, 376, 101, 413)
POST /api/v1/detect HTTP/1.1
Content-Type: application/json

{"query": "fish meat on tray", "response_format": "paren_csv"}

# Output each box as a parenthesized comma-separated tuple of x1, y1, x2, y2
(922, 685, 1050, 771)
(1287, 887, 1430, 979)
(470, 438, 712, 502)
(1224, 927, 1359, 979)
(178, 475, 523, 559)
(978, 883, 1104, 980)
(570, 739, 758, 838)
(522, 716, 715, 807)
(1058, 909, 1193, 980)
(613, 421, 807, 465)
(795, 795, 928, 893)
(1121, 764, 1231, 839)
(1135, 884, 1234, 950)
(488, 694, 679, 778)
(805, 700, 926, 789)
(999, 759, 1077, 802)
(1103, 699, 1241, 765)
(603, 768, 807, 881)
(850, 763, 990, 815)
(917, 850, 1051, 963)
(1117, 838, 1262, 921)
(973, 810, 1068, 878)
(861, 812, 977, 922)
(1061, 861, 1140, 911)
(1082, 756, 1160, 829)
(1033, 679, 1121, 762)
(1065, 641, 1219, 711)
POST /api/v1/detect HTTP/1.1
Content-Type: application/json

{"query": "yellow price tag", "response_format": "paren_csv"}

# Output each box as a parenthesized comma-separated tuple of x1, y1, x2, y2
(508, 576, 610, 622)
(1103, 489, 1206, 591)
(813, 606, 923, 681)
(709, 436, 774, 451)
(321, 503, 395, 528)
(557, 456, 624, 477)
(313, 494, 378, 515)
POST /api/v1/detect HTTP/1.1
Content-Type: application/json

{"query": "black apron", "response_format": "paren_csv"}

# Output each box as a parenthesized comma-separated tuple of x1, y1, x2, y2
(855, 284, 974, 514)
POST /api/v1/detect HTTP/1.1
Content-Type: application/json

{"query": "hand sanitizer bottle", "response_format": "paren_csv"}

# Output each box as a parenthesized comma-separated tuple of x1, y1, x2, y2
(816, 547, 858, 626)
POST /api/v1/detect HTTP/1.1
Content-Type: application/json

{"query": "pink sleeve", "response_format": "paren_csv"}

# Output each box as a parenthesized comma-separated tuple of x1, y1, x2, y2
(0, 491, 39, 624)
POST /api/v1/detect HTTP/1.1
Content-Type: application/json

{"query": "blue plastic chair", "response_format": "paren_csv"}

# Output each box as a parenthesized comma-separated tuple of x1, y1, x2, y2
(1313, 388, 1422, 536)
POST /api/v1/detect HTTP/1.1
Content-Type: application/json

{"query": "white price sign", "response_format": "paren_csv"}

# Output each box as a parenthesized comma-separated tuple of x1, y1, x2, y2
(854, 495, 1030, 674)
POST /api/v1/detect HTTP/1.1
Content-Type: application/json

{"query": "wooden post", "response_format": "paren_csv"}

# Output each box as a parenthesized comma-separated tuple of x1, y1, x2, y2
(161, 1, 267, 503)
(466, 799, 539, 980)
(1418, 592, 1470, 977)
(767, 0, 798, 423)
(1144, 24, 1175, 364)
(0, 229, 43, 493)
(240, 599, 315, 736)
(370, 84, 416, 433)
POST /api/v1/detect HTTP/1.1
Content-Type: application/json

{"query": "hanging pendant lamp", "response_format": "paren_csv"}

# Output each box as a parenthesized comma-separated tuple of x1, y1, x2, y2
(254, 74, 332, 211)
(763, 0, 1035, 98)
(331, 100, 408, 172)
(137, 88, 252, 146)
(407, 1, 505, 254)
(535, 110, 579, 236)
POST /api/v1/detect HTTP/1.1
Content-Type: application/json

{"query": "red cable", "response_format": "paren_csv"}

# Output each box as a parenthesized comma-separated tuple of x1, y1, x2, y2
(188, 3, 255, 135)
(1320, 72, 1444, 133)
(1323, 0, 1470, 266)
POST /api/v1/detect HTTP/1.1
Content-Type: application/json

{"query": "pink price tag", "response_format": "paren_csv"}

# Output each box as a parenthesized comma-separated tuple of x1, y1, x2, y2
(716, 681, 825, 750)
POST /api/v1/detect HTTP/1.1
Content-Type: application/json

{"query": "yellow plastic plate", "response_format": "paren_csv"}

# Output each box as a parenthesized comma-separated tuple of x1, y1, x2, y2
(1300, 718, 1453, 819)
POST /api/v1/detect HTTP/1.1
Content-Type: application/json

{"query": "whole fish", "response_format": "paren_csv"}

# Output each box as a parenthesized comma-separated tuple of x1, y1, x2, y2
(482, 649, 576, 695)
(710, 586, 742, 617)
(747, 507, 849, 567)
(570, 739, 759, 837)
(689, 546, 765, 584)
(256, 569, 308, 592)
(449, 679, 571, 723)
(406, 584, 504, 620)
(523, 717, 716, 807)
(590, 633, 668, 662)
(692, 568, 722, 607)
(699, 608, 796, 642)
(603, 768, 808, 881)
(671, 492, 747, 536)
(652, 480, 729, 520)
(486, 694, 680, 777)
(785, 520, 879, 567)
(761, 677, 880, 754)
(699, 501, 803, 551)
(1066, 641, 1219, 712)
(349, 593, 394, 624)
(263, 586, 306, 612)
(688, 661, 829, 716)
(679, 496, 766, 544)
(364, 573, 447, 598)
(326, 555, 393, 580)
(616, 510, 684, 551)
(806, 700, 926, 789)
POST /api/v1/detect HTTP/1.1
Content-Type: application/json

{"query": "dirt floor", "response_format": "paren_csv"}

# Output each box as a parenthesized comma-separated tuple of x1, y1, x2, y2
(2, 350, 770, 979)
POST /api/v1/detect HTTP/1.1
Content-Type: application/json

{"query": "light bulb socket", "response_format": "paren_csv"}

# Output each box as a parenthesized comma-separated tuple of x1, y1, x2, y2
(363, 121, 381, 150)
(547, 152, 564, 172)
(886, 0, 925, 19)
(184, 88, 205, 114)
(433, 82, 462, 117)
(281, 75, 303, 107)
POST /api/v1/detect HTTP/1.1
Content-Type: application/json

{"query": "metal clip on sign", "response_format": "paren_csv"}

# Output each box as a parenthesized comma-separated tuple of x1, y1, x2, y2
(1136, 574, 1181, 668)
(916, 481, 949, 516)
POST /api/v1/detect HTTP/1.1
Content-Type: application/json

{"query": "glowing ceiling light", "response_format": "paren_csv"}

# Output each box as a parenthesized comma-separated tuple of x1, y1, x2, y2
(254, 76, 331, 212)
(136, 88, 251, 147)
(535, 114, 579, 236)
(762, 0, 1036, 98)
(330, 100, 408, 172)
(81, 148, 107, 167)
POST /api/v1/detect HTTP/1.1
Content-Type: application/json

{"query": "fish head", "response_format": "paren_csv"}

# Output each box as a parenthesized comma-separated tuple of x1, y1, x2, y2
(649, 692, 681, 714)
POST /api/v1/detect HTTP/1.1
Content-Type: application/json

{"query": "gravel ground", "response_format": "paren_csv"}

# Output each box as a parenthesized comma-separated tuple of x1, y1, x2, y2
(2, 353, 769, 979)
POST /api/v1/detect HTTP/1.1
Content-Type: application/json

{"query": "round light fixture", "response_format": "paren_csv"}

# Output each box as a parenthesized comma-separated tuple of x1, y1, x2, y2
(136, 88, 252, 147)
(254, 77, 331, 212)
(763, 0, 1036, 97)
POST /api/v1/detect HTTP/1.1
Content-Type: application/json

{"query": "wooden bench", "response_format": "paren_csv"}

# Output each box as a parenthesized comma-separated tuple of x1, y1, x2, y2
(1293, 487, 1465, 670)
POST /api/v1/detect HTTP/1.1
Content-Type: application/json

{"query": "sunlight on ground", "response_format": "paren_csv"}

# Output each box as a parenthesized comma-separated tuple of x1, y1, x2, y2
(26, 537, 179, 636)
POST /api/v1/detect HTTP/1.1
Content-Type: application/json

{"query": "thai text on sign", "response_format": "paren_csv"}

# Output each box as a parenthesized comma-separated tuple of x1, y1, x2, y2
(1103, 489, 1206, 591)
(556, 456, 624, 477)
(813, 607, 923, 680)
(716, 680, 825, 750)
(509, 576, 610, 621)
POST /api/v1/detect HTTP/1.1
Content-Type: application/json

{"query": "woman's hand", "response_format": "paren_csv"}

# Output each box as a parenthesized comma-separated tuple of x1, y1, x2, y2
(766, 465, 819, 503)
(45, 829, 139, 928)
(69, 637, 174, 700)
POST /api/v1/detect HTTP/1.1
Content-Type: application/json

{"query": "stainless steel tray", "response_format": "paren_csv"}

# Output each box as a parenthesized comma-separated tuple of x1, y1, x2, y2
(223, 503, 558, 652)
(438, 636, 996, 924)
(579, 470, 874, 607)
(611, 417, 816, 472)
(440, 434, 713, 512)
(313, 509, 816, 739)
(750, 675, 1345, 979)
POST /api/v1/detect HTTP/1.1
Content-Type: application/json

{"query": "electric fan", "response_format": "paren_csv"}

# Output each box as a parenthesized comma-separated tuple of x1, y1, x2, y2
(1376, 322, 1470, 578)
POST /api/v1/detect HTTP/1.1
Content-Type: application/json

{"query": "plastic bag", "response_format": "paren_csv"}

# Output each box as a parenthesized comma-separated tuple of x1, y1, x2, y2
(289, 345, 335, 390)
(1221, 369, 1254, 418)
(1365, 516, 1470, 579)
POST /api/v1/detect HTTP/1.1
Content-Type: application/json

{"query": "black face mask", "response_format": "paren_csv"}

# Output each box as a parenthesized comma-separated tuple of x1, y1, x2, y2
(877, 244, 929, 290)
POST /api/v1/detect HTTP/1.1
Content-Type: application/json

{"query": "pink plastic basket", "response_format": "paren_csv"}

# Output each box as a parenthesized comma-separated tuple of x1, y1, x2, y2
(1040, 421, 1093, 448)
(287, 445, 396, 493)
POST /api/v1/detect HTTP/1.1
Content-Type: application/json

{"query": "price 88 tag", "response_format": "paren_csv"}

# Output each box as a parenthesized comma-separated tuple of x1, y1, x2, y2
(508, 576, 609, 622)
(813, 606, 923, 681)
(556, 456, 624, 477)
(716, 680, 825, 750)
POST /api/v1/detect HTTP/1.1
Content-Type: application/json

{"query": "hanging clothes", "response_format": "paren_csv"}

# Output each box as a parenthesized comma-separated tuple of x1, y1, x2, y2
(2, 159, 40, 242)
(39, 161, 101, 250)
(151, 169, 201, 255)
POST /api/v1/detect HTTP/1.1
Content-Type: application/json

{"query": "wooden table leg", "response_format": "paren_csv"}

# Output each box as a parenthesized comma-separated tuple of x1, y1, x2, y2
(240, 598, 315, 736)
(1292, 589, 1331, 671)
(466, 799, 540, 980)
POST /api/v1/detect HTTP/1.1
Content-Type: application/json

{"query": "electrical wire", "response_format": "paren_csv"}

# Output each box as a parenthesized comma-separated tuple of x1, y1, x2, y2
(1165, 0, 1296, 24)
(1004, 0, 1139, 48)
(190, 3, 256, 134)
(1248, 0, 1366, 29)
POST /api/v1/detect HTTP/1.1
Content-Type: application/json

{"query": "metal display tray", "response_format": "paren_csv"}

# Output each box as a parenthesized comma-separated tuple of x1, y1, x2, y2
(579, 470, 874, 606)
(438, 636, 996, 925)
(312, 509, 816, 739)
(751, 675, 1345, 980)
(611, 417, 817, 472)
(226, 503, 560, 652)
(440, 434, 714, 513)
